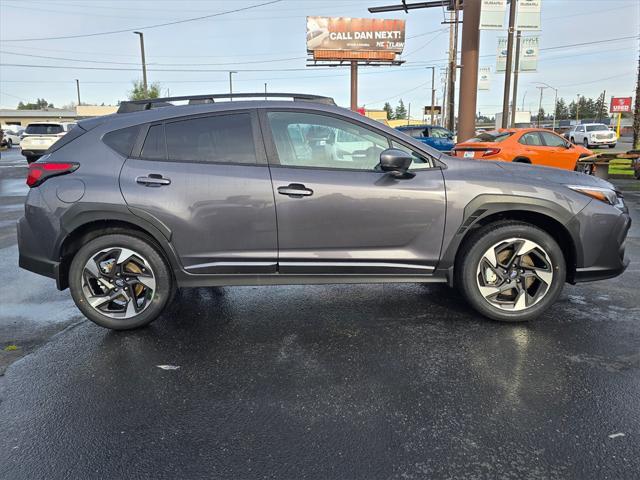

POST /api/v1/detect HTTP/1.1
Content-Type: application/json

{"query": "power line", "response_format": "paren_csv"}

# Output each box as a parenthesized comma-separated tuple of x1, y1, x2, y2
(0, 0, 282, 42)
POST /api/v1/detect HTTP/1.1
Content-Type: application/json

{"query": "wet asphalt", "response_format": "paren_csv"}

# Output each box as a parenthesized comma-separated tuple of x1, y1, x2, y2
(1, 147, 639, 479)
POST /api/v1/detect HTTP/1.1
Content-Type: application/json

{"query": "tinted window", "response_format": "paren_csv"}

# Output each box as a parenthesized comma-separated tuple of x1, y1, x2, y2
(165, 113, 256, 164)
(141, 125, 166, 160)
(520, 132, 543, 146)
(267, 111, 389, 170)
(467, 131, 513, 143)
(540, 132, 567, 147)
(25, 124, 63, 135)
(103, 125, 141, 157)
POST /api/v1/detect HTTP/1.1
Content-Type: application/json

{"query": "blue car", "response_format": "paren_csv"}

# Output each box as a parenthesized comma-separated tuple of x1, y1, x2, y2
(395, 125, 455, 152)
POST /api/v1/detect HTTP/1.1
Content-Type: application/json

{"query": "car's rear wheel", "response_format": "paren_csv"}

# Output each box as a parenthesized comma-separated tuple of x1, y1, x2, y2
(457, 221, 566, 322)
(69, 234, 173, 330)
(570, 137, 575, 144)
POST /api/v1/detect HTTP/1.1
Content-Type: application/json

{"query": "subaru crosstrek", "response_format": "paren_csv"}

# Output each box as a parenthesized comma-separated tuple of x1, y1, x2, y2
(17, 93, 631, 330)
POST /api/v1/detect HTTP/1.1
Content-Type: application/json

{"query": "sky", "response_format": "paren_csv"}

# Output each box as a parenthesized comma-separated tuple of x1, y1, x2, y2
(0, 0, 638, 117)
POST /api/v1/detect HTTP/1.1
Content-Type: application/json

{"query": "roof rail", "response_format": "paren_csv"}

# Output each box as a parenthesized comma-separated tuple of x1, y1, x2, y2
(117, 92, 336, 114)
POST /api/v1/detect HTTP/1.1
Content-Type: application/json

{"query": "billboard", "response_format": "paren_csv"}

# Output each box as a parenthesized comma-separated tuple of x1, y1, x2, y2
(496, 38, 508, 73)
(610, 97, 632, 113)
(479, 0, 507, 30)
(496, 36, 538, 72)
(306, 17, 406, 54)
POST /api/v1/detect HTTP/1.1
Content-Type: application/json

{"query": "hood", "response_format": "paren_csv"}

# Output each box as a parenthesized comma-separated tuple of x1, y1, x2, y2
(494, 161, 615, 190)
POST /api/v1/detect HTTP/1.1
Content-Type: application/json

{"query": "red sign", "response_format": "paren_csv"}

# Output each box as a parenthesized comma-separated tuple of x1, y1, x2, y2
(610, 97, 632, 113)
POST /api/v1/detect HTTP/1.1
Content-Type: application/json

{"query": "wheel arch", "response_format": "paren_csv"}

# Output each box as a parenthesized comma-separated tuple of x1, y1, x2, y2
(513, 157, 531, 163)
(56, 204, 180, 290)
(439, 195, 580, 285)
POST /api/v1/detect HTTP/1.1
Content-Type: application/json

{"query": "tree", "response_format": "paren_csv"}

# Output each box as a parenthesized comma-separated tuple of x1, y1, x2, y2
(128, 80, 161, 100)
(555, 98, 569, 120)
(17, 98, 54, 110)
(383, 102, 394, 120)
(394, 99, 407, 120)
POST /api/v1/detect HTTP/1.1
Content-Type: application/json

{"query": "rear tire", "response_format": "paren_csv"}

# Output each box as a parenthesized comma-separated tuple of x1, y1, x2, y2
(456, 221, 566, 322)
(69, 233, 173, 330)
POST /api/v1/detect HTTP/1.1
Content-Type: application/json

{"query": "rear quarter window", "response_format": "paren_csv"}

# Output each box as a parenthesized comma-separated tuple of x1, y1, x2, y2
(103, 125, 141, 157)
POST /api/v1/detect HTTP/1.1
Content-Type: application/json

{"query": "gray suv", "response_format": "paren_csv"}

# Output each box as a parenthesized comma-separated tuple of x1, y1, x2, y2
(17, 93, 631, 330)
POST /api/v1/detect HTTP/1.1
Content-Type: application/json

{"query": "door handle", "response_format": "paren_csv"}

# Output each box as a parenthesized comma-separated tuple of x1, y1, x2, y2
(277, 183, 313, 198)
(136, 174, 171, 187)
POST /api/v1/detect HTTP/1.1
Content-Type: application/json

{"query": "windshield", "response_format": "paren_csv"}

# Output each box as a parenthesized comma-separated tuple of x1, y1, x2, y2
(25, 124, 63, 135)
(467, 131, 513, 143)
(586, 124, 609, 132)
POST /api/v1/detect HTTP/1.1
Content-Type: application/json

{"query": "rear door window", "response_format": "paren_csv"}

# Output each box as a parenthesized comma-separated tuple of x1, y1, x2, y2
(140, 125, 166, 160)
(165, 113, 257, 164)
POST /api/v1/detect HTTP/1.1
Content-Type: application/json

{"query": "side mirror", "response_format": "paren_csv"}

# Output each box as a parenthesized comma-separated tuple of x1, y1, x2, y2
(379, 148, 414, 178)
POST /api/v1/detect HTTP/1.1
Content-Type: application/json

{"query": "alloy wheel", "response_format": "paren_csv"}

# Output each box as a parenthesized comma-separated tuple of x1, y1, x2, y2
(476, 238, 553, 311)
(81, 247, 156, 319)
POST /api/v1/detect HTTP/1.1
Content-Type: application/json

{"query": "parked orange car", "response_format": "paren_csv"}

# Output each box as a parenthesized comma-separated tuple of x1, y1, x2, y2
(452, 128, 592, 171)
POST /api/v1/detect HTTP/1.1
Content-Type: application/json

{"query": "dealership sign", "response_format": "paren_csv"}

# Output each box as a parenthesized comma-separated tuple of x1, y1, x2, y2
(516, 0, 542, 31)
(610, 97, 632, 113)
(497, 36, 538, 72)
(306, 17, 406, 55)
(478, 66, 492, 90)
(480, 0, 507, 30)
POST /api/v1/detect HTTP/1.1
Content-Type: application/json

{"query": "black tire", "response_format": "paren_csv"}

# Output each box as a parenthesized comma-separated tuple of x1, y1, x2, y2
(456, 221, 566, 322)
(6, 139, 12, 148)
(69, 233, 173, 330)
(570, 137, 575, 144)
(583, 138, 589, 149)
(609, 144, 616, 149)
(513, 157, 530, 164)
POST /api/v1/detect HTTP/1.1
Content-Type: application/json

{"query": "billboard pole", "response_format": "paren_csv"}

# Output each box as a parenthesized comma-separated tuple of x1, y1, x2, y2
(501, 0, 517, 129)
(457, 0, 481, 143)
(350, 61, 358, 112)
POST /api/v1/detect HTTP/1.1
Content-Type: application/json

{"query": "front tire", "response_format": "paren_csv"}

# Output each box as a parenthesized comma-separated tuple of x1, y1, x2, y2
(456, 221, 566, 322)
(69, 233, 173, 330)
(609, 144, 616, 149)
(583, 138, 589, 149)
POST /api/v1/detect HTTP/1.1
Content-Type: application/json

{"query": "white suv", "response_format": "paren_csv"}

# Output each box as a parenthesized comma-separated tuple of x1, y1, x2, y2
(568, 123, 617, 149)
(21, 122, 77, 163)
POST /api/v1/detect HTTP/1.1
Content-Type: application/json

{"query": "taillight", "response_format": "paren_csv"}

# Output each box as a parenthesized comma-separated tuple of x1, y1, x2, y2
(482, 148, 501, 157)
(26, 161, 79, 188)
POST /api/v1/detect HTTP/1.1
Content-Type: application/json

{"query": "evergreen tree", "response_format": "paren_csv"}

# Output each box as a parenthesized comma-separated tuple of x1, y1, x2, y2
(394, 99, 407, 120)
(383, 102, 394, 120)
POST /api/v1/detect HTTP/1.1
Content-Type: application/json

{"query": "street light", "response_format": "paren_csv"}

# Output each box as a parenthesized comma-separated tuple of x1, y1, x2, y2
(575, 93, 581, 124)
(533, 82, 559, 131)
(229, 71, 237, 100)
(133, 31, 148, 95)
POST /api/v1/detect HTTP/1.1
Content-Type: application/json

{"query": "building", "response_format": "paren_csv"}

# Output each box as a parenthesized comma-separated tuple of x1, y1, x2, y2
(0, 105, 118, 127)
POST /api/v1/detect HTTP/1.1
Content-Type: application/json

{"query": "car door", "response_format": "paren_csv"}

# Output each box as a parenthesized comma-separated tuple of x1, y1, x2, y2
(119, 110, 278, 275)
(517, 131, 546, 164)
(538, 131, 579, 170)
(260, 109, 446, 275)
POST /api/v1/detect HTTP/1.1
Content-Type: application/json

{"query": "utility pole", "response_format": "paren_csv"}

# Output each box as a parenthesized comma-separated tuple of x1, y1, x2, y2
(576, 93, 581, 123)
(229, 71, 237, 100)
(75, 79, 81, 106)
(501, 0, 517, 128)
(633, 50, 640, 150)
(350, 61, 358, 111)
(456, 0, 481, 142)
(510, 30, 522, 127)
(536, 86, 545, 127)
(442, 68, 448, 127)
(133, 31, 148, 94)
(426, 66, 436, 125)
(264, 83, 267, 100)
(446, 2, 460, 132)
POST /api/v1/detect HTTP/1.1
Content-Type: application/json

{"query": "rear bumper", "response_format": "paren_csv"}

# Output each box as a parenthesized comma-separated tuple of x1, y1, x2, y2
(17, 216, 65, 289)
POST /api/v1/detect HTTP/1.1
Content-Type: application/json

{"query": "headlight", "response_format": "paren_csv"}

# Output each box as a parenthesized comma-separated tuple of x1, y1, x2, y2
(568, 185, 625, 210)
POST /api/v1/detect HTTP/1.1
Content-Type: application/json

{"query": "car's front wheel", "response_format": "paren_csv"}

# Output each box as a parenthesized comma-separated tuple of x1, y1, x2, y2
(69, 233, 173, 330)
(457, 221, 566, 322)
(583, 138, 590, 149)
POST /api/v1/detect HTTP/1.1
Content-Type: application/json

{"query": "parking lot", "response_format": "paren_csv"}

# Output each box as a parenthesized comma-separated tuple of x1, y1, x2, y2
(1, 146, 639, 479)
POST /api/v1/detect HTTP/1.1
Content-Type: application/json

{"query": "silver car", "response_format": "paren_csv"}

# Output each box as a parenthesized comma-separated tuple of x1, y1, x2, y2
(17, 93, 631, 330)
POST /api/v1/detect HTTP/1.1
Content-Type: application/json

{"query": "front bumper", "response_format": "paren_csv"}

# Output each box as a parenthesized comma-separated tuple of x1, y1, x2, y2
(587, 137, 616, 145)
(571, 208, 631, 283)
